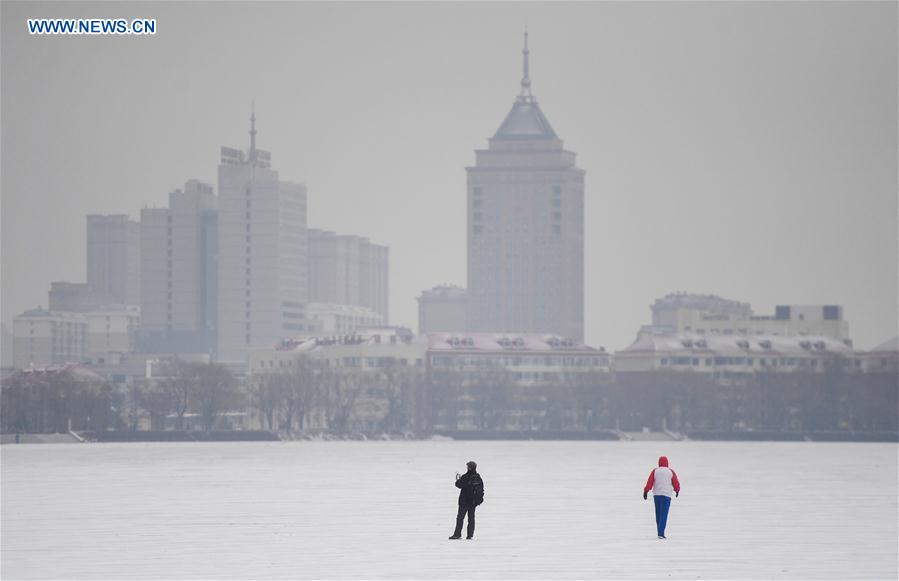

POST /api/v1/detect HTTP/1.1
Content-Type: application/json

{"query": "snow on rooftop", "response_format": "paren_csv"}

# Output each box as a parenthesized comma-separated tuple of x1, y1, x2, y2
(619, 332, 854, 355)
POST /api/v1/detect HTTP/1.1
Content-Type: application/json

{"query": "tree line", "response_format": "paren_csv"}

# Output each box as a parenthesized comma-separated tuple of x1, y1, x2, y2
(1, 357, 896, 435)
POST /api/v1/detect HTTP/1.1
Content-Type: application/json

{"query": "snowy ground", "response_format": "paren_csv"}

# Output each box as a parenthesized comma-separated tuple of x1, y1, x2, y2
(2, 441, 896, 580)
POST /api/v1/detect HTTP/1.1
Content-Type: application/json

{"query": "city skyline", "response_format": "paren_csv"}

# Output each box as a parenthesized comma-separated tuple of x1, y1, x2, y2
(2, 2, 896, 351)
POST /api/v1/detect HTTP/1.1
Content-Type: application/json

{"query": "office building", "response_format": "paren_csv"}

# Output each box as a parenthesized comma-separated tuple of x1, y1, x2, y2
(217, 110, 308, 363)
(466, 33, 585, 341)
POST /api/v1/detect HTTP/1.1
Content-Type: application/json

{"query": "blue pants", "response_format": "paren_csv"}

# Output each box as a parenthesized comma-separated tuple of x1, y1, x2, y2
(653, 495, 671, 537)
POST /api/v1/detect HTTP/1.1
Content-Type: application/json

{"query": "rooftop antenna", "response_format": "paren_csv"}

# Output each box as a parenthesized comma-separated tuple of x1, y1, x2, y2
(520, 27, 533, 102)
(249, 100, 257, 162)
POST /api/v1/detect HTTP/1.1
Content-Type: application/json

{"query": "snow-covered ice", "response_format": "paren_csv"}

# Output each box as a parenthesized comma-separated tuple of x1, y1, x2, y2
(2, 441, 896, 579)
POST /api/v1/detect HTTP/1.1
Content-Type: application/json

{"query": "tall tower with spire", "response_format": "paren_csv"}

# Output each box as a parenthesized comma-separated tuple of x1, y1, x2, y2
(466, 33, 585, 341)
(216, 108, 309, 363)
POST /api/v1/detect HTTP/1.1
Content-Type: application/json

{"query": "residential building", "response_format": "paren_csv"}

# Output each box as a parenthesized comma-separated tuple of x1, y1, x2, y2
(615, 331, 858, 377)
(307, 229, 389, 322)
(140, 179, 218, 353)
(85, 306, 141, 363)
(86, 214, 140, 306)
(858, 336, 899, 374)
(466, 33, 585, 342)
(217, 110, 309, 363)
(426, 332, 610, 385)
(305, 303, 384, 335)
(417, 285, 467, 334)
(248, 329, 424, 375)
(13, 309, 88, 368)
(646, 293, 850, 340)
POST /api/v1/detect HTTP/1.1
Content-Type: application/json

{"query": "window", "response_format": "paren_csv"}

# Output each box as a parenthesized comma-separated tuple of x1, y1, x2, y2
(473, 187, 482, 196)
(553, 186, 561, 194)
(823, 305, 840, 320)
(473, 225, 482, 235)
(553, 225, 561, 235)
(473, 200, 482, 209)
(473, 212, 482, 221)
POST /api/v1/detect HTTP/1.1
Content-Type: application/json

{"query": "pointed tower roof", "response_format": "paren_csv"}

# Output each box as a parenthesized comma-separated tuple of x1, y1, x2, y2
(493, 31, 558, 140)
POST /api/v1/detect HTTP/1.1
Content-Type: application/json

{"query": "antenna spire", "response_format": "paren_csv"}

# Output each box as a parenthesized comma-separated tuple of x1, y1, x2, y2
(520, 28, 532, 101)
(249, 101, 257, 161)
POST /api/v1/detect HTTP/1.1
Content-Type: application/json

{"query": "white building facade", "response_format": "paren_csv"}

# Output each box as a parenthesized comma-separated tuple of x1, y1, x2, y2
(13, 309, 88, 368)
(615, 331, 859, 378)
(427, 332, 610, 385)
(647, 293, 850, 341)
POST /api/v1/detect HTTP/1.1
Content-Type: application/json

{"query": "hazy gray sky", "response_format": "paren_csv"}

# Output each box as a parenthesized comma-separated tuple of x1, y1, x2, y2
(2, 1, 896, 350)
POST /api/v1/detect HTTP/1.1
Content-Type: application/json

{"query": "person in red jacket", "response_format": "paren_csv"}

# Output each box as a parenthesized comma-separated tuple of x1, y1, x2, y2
(643, 455, 680, 539)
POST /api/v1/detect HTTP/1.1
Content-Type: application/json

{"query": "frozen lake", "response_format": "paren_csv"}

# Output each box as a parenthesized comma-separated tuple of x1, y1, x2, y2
(2, 441, 896, 580)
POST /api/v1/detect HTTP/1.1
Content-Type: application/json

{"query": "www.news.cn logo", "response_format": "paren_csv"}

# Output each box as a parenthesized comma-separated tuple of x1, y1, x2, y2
(27, 19, 156, 35)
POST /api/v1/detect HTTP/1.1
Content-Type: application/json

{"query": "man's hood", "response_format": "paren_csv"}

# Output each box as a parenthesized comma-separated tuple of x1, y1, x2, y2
(658, 456, 669, 467)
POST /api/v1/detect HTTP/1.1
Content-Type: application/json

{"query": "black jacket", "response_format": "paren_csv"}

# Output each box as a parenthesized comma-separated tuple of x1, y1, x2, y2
(455, 471, 484, 506)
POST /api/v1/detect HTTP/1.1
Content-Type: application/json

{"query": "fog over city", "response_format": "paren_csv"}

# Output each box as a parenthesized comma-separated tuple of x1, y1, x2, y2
(2, 1, 896, 351)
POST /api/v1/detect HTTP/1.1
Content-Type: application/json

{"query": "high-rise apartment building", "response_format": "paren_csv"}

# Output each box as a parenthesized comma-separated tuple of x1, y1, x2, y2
(86, 214, 140, 306)
(307, 229, 389, 322)
(466, 34, 585, 341)
(140, 180, 218, 353)
(217, 111, 308, 363)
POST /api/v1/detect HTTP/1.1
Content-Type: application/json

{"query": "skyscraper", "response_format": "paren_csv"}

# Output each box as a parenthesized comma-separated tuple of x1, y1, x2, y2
(86, 214, 140, 306)
(466, 33, 585, 341)
(140, 179, 218, 353)
(217, 110, 308, 363)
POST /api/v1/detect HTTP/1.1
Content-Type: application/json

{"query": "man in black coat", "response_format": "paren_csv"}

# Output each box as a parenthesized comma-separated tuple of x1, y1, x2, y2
(449, 460, 484, 540)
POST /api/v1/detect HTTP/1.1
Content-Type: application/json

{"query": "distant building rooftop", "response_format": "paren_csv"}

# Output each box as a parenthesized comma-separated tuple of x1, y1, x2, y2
(427, 332, 604, 353)
(619, 332, 854, 357)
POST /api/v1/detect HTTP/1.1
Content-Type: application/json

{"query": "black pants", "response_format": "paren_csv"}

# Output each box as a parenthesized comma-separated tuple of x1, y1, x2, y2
(453, 503, 476, 538)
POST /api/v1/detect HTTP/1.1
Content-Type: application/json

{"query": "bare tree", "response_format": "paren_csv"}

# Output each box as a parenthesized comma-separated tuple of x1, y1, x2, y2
(325, 367, 363, 434)
(193, 362, 238, 432)
(469, 366, 514, 431)
(282, 356, 319, 432)
(250, 373, 282, 431)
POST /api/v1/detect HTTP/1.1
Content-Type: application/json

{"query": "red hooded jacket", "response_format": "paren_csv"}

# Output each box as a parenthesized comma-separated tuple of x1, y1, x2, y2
(643, 456, 680, 497)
